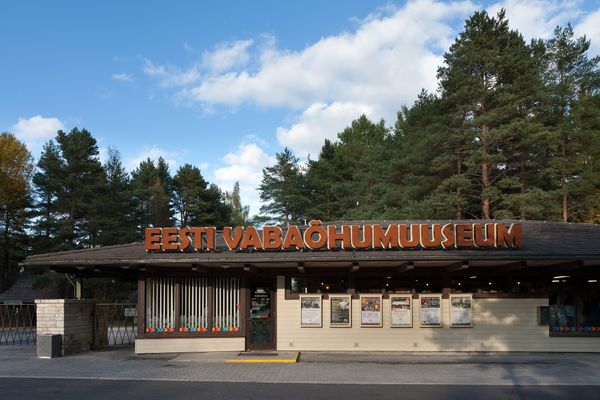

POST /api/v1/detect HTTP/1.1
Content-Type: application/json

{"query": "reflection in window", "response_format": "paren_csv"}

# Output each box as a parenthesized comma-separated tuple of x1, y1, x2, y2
(549, 282, 577, 332)
(450, 275, 506, 294)
(290, 277, 347, 294)
(580, 280, 600, 332)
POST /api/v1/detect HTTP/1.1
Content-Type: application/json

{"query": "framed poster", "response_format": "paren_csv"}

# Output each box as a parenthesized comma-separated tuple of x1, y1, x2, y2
(330, 295, 352, 327)
(360, 295, 382, 327)
(450, 294, 473, 327)
(390, 295, 412, 327)
(420, 294, 442, 327)
(300, 295, 322, 327)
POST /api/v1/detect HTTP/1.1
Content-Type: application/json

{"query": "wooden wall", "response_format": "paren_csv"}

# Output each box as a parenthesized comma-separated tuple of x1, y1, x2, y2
(275, 276, 600, 352)
(135, 337, 245, 353)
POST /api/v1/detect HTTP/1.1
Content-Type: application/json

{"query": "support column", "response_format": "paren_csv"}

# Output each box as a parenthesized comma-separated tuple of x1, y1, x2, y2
(35, 299, 97, 355)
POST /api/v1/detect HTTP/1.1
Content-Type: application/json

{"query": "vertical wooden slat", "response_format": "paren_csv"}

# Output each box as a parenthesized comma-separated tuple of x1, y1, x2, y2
(138, 276, 145, 336)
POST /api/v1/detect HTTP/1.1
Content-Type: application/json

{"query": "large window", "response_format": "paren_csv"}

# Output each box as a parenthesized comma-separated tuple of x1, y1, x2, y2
(145, 276, 240, 334)
(549, 275, 600, 335)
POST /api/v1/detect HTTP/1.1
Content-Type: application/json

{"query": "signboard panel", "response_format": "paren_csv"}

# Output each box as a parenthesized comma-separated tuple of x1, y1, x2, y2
(330, 295, 352, 327)
(390, 295, 412, 327)
(450, 294, 473, 327)
(300, 295, 322, 327)
(420, 295, 442, 327)
(360, 295, 383, 327)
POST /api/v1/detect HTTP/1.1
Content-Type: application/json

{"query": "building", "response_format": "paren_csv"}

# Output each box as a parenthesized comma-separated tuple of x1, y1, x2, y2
(22, 220, 600, 353)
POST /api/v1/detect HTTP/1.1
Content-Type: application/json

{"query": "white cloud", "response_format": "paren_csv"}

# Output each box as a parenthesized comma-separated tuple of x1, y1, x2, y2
(575, 8, 600, 56)
(12, 115, 64, 140)
(11, 115, 65, 158)
(147, 0, 476, 111)
(213, 142, 275, 215)
(487, 0, 582, 40)
(142, 59, 201, 88)
(202, 39, 254, 73)
(124, 145, 181, 173)
(145, 0, 476, 155)
(276, 102, 378, 156)
(111, 73, 133, 82)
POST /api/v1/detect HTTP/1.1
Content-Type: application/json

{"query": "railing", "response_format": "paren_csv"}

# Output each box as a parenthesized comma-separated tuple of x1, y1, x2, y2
(0, 304, 36, 345)
(93, 303, 137, 348)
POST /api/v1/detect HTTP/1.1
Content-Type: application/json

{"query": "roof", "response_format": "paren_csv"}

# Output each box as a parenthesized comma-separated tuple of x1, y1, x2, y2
(21, 221, 600, 270)
(0, 275, 64, 303)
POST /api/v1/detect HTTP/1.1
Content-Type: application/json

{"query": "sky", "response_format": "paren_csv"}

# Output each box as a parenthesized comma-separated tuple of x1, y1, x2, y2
(2, 0, 599, 215)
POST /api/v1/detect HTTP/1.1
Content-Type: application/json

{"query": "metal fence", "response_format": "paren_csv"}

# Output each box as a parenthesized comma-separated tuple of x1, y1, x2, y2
(0, 304, 36, 345)
(93, 303, 137, 348)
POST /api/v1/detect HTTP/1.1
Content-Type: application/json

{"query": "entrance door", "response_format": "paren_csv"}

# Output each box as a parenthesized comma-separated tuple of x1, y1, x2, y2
(247, 281, 276, 350)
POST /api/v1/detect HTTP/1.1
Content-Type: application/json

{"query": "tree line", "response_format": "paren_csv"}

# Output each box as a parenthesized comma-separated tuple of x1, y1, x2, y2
(259, 11, 600, 226)
(0, 128, 249, 290)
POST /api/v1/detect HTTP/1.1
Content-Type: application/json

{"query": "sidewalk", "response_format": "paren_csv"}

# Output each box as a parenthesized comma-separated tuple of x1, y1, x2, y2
(1, 346, 600, 386)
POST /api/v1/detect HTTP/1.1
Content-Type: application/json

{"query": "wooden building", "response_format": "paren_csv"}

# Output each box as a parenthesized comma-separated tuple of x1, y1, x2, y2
(22, 220, 600, 353)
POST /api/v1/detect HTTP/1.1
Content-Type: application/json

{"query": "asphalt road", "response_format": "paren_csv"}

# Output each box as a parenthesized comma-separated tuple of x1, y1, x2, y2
(0, 378, 597, 400)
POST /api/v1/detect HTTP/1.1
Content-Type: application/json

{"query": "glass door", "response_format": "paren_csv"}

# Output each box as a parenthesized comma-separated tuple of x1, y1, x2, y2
(247, 283, 275, 350)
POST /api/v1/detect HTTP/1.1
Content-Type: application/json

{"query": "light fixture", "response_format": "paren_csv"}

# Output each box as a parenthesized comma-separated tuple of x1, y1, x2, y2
(386, 276, 392, 279)
(517, 281, 520, 285)
(552, 279, 560, 283)
(458, 282, 462, 286)
(470, 276, 477, 279)
(488, 282, 492, 286)
(588, 279, 598, 283)
(553, 275, 570, 279)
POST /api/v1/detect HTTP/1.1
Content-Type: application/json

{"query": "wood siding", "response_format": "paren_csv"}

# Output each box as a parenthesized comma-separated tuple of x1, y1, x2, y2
(135, 337, 245, 353)
(275, 276, 600, 352)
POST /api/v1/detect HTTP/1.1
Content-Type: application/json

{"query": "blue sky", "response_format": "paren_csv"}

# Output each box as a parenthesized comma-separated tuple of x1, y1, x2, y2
(2, 0, 599, 214)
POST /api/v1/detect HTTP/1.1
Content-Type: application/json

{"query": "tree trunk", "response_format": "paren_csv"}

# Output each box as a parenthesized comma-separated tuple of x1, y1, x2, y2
(561, 140, 568, 222)
(481, 123, 491, 219)
(519, 155, 526, 220)
(455, 146, 463, 220)
(2, 212, 9, 291)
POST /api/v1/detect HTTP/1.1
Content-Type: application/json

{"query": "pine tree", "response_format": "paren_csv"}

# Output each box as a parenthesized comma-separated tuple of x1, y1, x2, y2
(438, 9, 542, 219)
(54, 128, 105, 248)
(225, 181, 249, 226)
(31, 141, 64, 252)
(131, 157, 173, 230)
(541, 24, 600, 222)
(96, 148, 137, 245)
(259, 148, 308, 225)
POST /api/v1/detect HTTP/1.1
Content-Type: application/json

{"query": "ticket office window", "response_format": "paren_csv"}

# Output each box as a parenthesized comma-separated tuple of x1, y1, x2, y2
(549, 276, 600, 334)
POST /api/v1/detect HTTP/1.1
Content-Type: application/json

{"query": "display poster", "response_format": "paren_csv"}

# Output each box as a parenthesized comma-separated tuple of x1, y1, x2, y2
(360, 295, 383, 327)
(420, 295, 442, 327)
(330, 295, 352, 327)
(450, 295, 473, 327)
(300, 295, 322, 327)
(390, 295, 412, 327)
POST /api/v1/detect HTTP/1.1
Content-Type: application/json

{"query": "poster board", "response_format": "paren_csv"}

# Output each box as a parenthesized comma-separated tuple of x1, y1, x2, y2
(419, 294, 442, 327)
(450, 294, 473, 327)
(330, 295, 352, 327)
(360, 295, 383, 327)
(390, 295, 412, 327)
(300, 295, 322, 327)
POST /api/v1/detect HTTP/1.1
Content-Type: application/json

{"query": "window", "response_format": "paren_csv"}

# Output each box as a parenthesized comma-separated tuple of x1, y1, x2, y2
(145, 276, 240, 334)
(549, 282, 577, 332)
(549, 276, 600, 334)
(289, 276, 347, 294)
